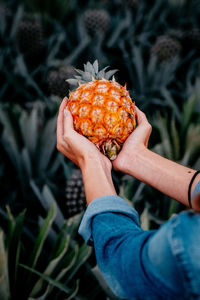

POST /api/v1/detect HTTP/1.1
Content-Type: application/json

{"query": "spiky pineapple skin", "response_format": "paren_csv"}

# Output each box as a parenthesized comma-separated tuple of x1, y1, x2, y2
(150, 35, 182, 62)
(83, 9, 110, 36)
(16, 15, 44, 58)
(67, 79, 136, 159)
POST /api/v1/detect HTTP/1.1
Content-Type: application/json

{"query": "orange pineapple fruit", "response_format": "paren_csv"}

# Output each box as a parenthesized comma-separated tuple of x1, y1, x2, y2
(66, 61, 136, 160)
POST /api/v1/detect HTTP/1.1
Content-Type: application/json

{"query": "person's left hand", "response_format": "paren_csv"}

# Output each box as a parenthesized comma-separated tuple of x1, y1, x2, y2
(56, 97, 112, 170)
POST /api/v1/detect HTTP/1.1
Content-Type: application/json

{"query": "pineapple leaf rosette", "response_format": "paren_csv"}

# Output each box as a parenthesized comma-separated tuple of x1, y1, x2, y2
(66, 61, 137, 160)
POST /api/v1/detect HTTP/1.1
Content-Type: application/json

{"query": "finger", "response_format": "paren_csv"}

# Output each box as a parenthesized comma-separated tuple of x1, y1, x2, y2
(135, 106, 149, 126)
(125, 109, 151, 145)
(144, 129, 152, 147)
(59, 97, 68, 112)
(63, 107, 75, 139)
(57, 97, 68, 142)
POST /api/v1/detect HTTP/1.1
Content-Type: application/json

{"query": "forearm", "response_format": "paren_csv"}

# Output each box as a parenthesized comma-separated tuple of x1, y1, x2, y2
(81, 157, 117, 205)
(124, 147, 200, 207)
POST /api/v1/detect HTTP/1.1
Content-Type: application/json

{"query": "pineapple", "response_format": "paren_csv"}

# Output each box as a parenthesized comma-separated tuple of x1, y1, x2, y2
(66, 61, 136, 160)
(83, 9, 110, 36)
(150, 35, 182, 62)
(16, 14, 44, 58)
(65, 169, 86, 217)
(47, 65, 76, 98)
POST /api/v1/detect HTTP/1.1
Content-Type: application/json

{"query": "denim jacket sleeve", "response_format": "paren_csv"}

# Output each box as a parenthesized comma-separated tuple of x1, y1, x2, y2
(192, 179, 200, 199)
(78, 195, 140, 244)
(78, 180, 200, 300)
(78, 196, 178, 299)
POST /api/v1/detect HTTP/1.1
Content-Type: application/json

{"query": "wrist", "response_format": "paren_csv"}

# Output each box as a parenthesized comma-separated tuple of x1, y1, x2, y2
(81, 157, 116, 204)
(80, 151, 112, 173)
(114, 144, 148, 174)
(125, 146, 150, 175)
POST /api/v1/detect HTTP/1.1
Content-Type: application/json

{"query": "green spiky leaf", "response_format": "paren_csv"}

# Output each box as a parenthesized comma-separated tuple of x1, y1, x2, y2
(23, 204, 57, 293)
(0, 230, 10, 300)
(30, 234, 70, 296)
(66, 61, 118, 90)
(19, 264, 79, 295)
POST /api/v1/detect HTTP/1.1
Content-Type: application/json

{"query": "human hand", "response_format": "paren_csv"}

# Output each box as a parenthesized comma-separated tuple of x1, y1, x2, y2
(56, 97, 112, 170)
(112, 106, 152, 172)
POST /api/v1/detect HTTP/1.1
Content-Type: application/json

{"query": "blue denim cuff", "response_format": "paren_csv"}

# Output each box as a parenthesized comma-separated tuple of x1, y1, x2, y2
(78, 195, 140, 244)
(192, 179, 200, 199)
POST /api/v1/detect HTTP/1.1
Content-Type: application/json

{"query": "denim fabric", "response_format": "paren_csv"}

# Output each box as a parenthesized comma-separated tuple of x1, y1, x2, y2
(78, 181, 200, 300)
(192, 179, 200, 199)
(79, 196, 140, 244)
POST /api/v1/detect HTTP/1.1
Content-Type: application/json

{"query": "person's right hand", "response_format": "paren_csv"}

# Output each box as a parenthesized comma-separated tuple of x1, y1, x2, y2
(112, 106, 152, 173)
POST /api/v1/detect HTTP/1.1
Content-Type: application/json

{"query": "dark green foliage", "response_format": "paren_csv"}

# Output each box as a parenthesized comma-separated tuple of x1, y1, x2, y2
(118, 0, 139, 9)
(182, 28, 200, 50)
(0, 204, 108, 299)
(0, 102, 63, 213)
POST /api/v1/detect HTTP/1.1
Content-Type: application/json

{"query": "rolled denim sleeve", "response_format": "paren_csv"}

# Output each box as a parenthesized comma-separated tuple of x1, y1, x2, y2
(78, 196, 175, 299)
(78, 195, 140, 245)
(78, 180, 200, 300)
(192, 179, 200, 199)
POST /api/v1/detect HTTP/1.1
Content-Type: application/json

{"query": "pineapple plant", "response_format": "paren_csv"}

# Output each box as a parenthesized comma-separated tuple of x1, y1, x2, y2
(150, 35, 182, 62)
(15, 14, 44, 58)
(47, 65, 76, 98)
(66, 61, 137, 160)
(65, 168, 86, 218)
(83, 9, 110, 36)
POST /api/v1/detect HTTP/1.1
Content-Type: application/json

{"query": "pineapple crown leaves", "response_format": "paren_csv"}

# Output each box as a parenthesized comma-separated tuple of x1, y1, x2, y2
(66, 60, 118, 90)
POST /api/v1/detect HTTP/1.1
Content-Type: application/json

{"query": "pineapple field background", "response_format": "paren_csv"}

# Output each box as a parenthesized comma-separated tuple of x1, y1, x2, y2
(0, 0, 200, 299)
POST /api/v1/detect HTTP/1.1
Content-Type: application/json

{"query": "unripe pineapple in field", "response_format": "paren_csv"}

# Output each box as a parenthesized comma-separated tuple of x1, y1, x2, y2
(16, 14, 44, 58)
(47, 65, 76, 98)
(150, 35, 182, 62)
(83, 9, 110, 36)
(66, 61, 136, 160)
(65, 169, 86, 217)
